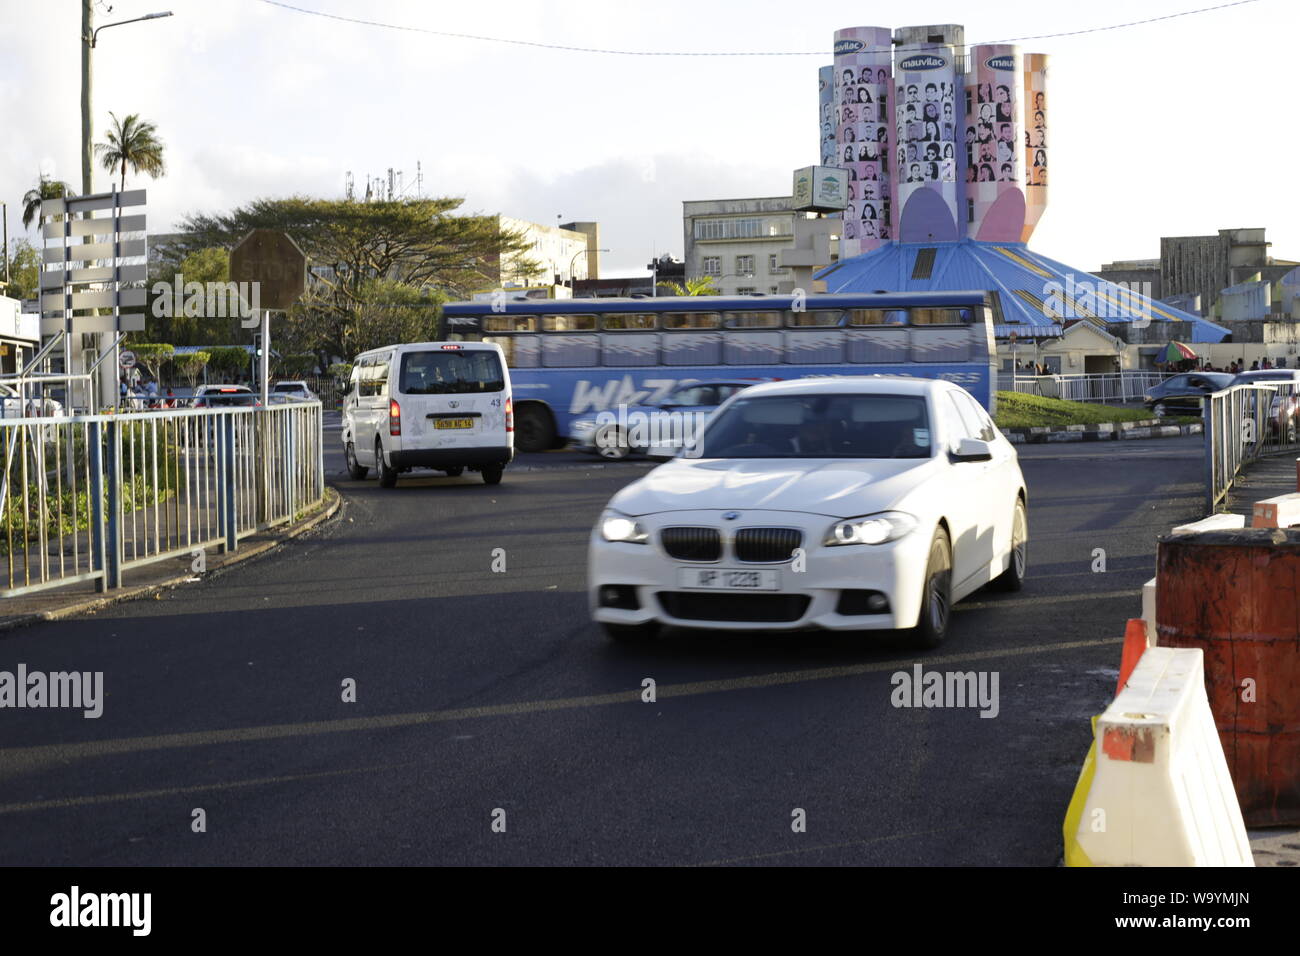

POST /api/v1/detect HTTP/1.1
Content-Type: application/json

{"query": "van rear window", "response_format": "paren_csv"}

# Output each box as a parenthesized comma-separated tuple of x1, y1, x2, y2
(399, 350, 504, 394)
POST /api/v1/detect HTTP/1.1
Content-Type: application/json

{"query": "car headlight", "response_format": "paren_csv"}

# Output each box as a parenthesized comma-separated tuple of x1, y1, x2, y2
(824, 511, 918, 546)
(600, 510, 648, 544)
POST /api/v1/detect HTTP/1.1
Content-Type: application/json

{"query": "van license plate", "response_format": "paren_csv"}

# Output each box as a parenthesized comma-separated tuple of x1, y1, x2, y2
(435, 418, 474, 429)
(677, 568, 779, 590)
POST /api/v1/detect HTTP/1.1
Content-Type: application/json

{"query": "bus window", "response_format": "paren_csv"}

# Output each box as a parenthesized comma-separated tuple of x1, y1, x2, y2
(910, 327, 974, 363)
(662, 332, 721, 366)
(601, 332, 659, 367)
(542, 335, 599, 367)
(846, 328, 908, 363)
(663, 312, 721, 329)
(542, 314, 598, 332)
(724, 311, 782, 329)
(787, 310, 843, 327)
(848, 308, 908, 326)
(483, 315, 536, 332)
(785, 330, 844, 364)
(484, 335, 539, 368)
(602, 313, 657, 330)
(909, 307, 975, 325)
(724, 331, 782, 365)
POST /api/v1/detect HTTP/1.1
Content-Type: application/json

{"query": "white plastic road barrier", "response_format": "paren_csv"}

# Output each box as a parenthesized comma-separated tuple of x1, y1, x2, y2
(1141, 578, 1158, 646)
(1171, 513, 1246, 534)
(1251, 493, 1300, 528)
(1073, 647, 1254, 867)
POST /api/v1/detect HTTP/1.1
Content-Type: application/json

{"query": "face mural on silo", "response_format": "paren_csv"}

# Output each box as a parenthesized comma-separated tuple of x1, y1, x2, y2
(833, 27, 894, 253)
(892, 46, 960, 240)
(819, 66, 838, 167)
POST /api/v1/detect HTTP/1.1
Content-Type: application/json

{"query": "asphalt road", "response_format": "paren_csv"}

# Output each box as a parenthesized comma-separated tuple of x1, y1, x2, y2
(0, 422, 1210, 866)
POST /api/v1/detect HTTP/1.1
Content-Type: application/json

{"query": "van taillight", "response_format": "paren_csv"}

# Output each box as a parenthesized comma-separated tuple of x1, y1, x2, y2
(505, 396, 513, 432)
(389, 399, 401, 436)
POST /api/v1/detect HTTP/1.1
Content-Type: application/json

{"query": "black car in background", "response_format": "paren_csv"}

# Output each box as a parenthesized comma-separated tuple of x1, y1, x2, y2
(1142, 372, 1233, 417)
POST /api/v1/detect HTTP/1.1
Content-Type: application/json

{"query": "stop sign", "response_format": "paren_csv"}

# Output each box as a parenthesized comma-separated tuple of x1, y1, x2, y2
(229, 229, 308, 311)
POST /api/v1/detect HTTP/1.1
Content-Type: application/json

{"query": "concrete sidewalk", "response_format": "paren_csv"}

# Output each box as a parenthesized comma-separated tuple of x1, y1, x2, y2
(0, 488, 340, 633)
(1225, 452, 1298, 519)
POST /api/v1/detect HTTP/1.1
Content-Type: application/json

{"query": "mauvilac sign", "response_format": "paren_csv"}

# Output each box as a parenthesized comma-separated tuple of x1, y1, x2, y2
(898, 54, 947, 71)
(986, 55, 1015, 71)
(833, 39, 864, 55)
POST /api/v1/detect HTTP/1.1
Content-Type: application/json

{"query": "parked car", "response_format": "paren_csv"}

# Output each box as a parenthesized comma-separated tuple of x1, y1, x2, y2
(0, 383, 63, 418)
(569, 380, 760, 459)
(1228, 369, 1300, 440)
(193, 385, 260, 408)
(342, 341, 513, 487)
(1142, 372, 1233, 417)
(588, 376, 1028, 648)
(269, 380, 318, 404)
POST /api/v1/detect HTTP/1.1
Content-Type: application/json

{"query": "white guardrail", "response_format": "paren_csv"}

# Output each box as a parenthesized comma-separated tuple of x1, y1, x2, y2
(1203, 382, 1300, 511)
(998, 371, 1169, 403)
(0, 403, 324, 598)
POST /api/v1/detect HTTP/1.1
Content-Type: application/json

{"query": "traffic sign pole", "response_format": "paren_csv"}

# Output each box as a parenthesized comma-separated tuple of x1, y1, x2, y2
(260, 310, 271, 407)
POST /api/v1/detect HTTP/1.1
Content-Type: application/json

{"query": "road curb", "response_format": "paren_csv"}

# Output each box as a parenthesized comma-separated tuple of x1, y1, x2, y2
(0, 488, 343, 634)
(1006, 422, 1202, 444)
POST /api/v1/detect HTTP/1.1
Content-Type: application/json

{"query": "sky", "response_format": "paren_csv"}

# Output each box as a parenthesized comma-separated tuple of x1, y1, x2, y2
(1, 0, 1295, 278)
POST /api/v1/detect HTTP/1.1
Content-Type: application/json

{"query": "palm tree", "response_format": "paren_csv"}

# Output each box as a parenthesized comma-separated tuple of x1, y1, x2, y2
(94, 112, 166, 190)
(21, 175, 76, 229)
(658, 276, 718, 296)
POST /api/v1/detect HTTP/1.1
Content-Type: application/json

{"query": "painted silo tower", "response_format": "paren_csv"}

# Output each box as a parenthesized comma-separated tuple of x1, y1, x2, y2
(832, 26, 894, 257)
(1022, 53, 1050, 242)
(891, 24, 964, 242)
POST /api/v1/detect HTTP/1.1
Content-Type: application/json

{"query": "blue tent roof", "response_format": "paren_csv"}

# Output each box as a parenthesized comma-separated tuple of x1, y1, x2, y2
(816, 239, 1230, 344)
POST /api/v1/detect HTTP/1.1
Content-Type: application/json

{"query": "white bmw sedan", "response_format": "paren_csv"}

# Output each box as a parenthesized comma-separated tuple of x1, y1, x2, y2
(588, 377, 1027, 648)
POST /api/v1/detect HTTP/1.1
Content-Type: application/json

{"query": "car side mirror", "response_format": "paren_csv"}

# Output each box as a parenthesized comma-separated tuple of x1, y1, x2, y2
(953, 437, 993, 462)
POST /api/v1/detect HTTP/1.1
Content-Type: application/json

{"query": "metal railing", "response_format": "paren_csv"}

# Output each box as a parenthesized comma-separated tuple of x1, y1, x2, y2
(998, 371, 1169, 403)
(1203, 383, 1300, 511)
(0, 402, 324, 597)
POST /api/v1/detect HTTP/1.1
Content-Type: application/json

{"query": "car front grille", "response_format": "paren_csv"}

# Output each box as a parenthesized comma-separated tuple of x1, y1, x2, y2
(660, 527, 722, 562)
(656, 592, 811, 623)
(734, 527, 803, 563)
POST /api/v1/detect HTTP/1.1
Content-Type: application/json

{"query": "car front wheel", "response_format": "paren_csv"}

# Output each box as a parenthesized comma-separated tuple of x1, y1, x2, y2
(908, 527, 952, 650)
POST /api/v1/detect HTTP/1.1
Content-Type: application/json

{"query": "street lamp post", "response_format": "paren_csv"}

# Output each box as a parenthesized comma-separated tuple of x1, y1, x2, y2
(569, 248, 609, 295)
(79, 2, 173, 410)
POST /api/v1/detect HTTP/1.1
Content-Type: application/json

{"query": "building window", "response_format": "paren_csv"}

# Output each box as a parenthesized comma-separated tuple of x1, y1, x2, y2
(736, 255, 755, 275)
(736, 286, 756, 295)
(769, 286, 779, 294)
(701, 256, 721, 277)
(769, 254, 786, 274)
(692, 217, 789, 240)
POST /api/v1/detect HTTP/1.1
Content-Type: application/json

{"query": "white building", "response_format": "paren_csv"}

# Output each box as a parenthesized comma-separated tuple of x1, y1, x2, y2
(682, 197, 800, 296)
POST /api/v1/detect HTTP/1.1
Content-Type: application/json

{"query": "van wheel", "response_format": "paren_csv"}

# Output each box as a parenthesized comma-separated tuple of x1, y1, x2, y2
(515, 404, 555, 453)
(345, 442, 368, 480)
(376, 438, 398, 488)
(443, 466, 464, 477)
(481, 464, 503, 485)
(907, 527, 952, 650)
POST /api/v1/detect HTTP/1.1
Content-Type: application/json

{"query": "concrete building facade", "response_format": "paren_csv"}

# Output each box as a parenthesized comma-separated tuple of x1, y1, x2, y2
(682, 197, 798, 296)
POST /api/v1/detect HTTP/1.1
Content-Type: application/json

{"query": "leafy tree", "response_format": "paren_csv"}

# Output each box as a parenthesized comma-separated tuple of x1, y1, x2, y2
(204, 346, 251, 383)
(276, 353, 318, 378)
(128, 343, 174, 386)
(20, 175, 75, 230)
(172, 352, 210, 391)
(658, 277, 718, 296)
(146, 246, 237, 344)
(94, 112, 166, 190)
(2, 239, 41, 300)
(170, 196, 538, 364)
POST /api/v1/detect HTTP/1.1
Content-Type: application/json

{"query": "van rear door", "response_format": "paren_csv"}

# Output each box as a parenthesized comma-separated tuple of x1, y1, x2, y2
(394, 345, 510, 451)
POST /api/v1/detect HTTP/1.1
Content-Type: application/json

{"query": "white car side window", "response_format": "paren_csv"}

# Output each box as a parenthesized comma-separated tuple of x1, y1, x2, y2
(955, 391, 996, 442)
(942, 394, 974, 453)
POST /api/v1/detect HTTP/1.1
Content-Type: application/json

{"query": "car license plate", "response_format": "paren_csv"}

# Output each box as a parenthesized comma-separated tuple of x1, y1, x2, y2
(435, 418, 474, 429)
(677, 568, 779, 590)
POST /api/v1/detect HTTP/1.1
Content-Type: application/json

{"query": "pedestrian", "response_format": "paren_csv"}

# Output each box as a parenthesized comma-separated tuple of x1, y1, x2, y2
(1251, 360, 1260, 371)
(163, 387, 176, 409)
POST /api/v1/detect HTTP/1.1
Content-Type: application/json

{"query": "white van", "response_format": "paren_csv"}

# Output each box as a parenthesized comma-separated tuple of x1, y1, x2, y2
(342, 342, 513, 487)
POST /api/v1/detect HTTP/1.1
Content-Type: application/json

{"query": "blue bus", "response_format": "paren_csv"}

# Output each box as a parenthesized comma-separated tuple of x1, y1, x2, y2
(441, 292, 998, 452)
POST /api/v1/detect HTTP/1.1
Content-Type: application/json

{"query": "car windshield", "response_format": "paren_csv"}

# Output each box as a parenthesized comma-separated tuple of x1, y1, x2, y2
(693, 393, 932, 459)
(399, 350, 504, 395)
(206, 394, 256, 406)
(273, 384, 302, 392)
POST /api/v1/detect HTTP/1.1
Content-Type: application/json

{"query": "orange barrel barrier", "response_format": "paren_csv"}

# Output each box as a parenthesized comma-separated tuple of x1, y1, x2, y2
(1156, 528, 1300, 826)
(1116, 618, 1149, 695)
